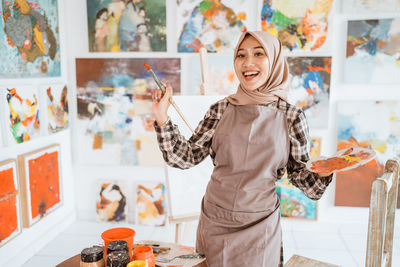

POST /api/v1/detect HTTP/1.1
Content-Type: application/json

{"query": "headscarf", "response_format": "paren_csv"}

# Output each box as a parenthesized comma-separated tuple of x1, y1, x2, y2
(227, 31, 290, 105)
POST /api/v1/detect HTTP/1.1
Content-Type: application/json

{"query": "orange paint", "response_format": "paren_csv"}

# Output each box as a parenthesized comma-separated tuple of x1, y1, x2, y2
(102, 227, 135, 260)
(133, 246, 155, 267)
(0, 166, 18, 244)
(28, 151, 60, 220)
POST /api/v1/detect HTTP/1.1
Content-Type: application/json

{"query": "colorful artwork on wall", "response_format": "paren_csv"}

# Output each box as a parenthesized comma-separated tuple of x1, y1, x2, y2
(135, 181, 167, 226)
(2, 86, 40, 145)
(345, 19, 400, 83)
(335, 101, 400, 207)
(276, 137, 321, 220)
(0, 0, 61, 78)
(18, 144, 62, 227)
(177, 0, 248, 52)
(189, 54, 238, 95)
(87, 0, 166, 52)
(96, 180, 127, 222)
(75, 58, 180, 166)
(342, 0, 400, 13)
(44, 85, 69, 134)
(0, 159, 22, 247)
(287, 57, 331, 129)
(260, 0, 333, 51)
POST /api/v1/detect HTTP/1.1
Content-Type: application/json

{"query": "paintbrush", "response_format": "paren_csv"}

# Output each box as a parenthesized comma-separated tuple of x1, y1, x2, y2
(144, 63, 194, 133)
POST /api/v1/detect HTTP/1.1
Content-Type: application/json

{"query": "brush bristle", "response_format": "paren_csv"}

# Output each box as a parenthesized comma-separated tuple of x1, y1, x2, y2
(144, 63, 151, 70)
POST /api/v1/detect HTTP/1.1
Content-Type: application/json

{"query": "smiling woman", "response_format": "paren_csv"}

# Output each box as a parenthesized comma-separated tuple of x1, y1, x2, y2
(151, 31, 334, 267)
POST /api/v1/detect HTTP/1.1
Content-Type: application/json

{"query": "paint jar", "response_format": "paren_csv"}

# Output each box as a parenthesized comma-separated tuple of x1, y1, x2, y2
(80, 246, 105, 267)
(127, 260, 148, 267)
(107, 250, 130, 267)
(101, 228, 135, 260)
(133, 246, 155, 267)
(107, 240, 129, 255)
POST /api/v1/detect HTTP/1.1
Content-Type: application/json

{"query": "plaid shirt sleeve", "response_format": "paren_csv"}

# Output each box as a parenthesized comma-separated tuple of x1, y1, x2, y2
(154, 99, 228, 169)
(285, 104, 333, 200)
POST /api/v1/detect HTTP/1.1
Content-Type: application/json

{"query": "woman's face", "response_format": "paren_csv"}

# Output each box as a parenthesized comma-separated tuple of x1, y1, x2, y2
(234, 35, 270, 91)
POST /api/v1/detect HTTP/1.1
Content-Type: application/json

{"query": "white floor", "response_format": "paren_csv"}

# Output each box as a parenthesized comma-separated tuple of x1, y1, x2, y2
(21, 219, 400, 267)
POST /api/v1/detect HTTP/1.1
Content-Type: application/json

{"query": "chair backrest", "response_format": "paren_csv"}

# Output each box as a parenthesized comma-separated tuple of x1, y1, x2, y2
(366, 159, 399, 267)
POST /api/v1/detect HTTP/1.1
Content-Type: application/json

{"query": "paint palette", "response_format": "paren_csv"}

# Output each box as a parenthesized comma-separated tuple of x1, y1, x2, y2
(306, 147, 376, 174)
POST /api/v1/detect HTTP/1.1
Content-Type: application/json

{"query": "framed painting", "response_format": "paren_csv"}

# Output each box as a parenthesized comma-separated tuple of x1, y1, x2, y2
(18, 144, 62, 227)
(0, 0, 61, 78)
(96, 180, 127, 223)
(0, 159, 22, 247)
(87, 0, 166, 52)
(43, 84, 69, 134)
(2, 86, 40, 145)
(75, 58, 180, 166)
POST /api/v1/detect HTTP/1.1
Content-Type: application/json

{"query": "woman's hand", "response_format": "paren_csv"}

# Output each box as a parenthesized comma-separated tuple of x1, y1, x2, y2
(151, 83, 173, 126)
(318, 172, 333, 178)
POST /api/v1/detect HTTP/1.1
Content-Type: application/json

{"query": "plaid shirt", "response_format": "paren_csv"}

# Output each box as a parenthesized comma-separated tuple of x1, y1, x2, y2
(154, 98, 332, 200)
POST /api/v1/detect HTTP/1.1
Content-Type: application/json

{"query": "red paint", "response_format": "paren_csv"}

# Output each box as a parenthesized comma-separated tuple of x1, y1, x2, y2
(28, 151, 60, 220)
(144, 63, 151, 71)
(0, 167, 18, 244)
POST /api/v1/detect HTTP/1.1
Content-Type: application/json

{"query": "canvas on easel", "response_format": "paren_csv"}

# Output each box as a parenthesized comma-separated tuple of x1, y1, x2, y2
(18, 144, 63, 227)
(0, 159, 22, 247)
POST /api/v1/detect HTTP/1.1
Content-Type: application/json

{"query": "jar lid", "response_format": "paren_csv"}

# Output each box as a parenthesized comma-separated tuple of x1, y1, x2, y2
(81, 246, 104, 262)
(107, 250, 130, 267)
(107, 240, 129, 253)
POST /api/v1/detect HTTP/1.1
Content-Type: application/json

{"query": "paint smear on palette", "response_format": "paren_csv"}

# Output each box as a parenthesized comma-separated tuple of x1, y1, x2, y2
(0, 161, 21, 247)
(4, 87, 40, 144)
(345, 19, 400, 83)
(0, 0, 61, 78)
(46, 85, 69, 133)
(287, 57, 331, 129)
(177, 0, 248, 52)
(135, 182, 167, 226)
(28, 151, 61, 220)
(96, 181, 127, 222)
(335, 101, 400, 207)
(261, 0, 333, 51)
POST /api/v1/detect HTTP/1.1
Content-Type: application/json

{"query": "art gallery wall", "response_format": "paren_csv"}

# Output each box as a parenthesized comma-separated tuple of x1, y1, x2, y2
(64, 0, 400, 228)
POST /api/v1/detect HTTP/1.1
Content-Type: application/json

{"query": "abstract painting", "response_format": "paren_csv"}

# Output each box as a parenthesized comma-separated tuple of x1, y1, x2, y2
(0, 0, 61, 78)
(287, 57, 331, 129)
(335, 101, 400, 207)
(345, 19, 400, 83)
(177, 0, 248, 52)
(342, 0, 400, 13)
(87, 0, 166, 52)
(135, 181, 167, 226)
(2, 86, 40, 145)
(75, 58, 180, 166)
(18, 144, 62, 227)
(189, 54, 238, 95)
(276, 137, 321, 220)
(45, 85, 69, 134)
(0, 159, 22, 247)
(96, 180, 127, 222)
(260, 0, 333, 51)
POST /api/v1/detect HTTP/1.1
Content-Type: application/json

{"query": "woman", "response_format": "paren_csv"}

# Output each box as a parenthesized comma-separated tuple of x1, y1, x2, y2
(152, 31, 333, 267)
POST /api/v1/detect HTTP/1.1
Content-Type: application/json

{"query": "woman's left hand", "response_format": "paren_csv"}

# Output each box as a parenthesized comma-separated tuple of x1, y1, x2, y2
(318, 172, 333, 178)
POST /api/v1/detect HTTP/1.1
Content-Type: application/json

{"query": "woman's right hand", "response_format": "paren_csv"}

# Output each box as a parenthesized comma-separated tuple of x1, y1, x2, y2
(151, 83, 172, 126)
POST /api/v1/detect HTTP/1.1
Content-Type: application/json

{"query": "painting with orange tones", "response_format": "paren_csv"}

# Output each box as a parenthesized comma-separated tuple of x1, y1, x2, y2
(2, 86, 40, 145)
(44, 85, 69, 134)
(189, 55, 238, 95)
(18, 144, 62, 227)
(260, 0, 333, 51)
(0, 160, 21, 247)
(135, 181, 167, 226)
(310, 137, 321, 158)
(344, 19, 400, 83)
(287, 57, 331, 129)
(177, 0, 249, 52)
(96, 180, 127, 223)
(335, 101, 400, 207)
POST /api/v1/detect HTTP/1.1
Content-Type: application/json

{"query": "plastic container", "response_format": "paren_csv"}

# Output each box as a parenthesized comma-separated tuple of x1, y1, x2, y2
(107, 250, 130, 267)
(127, 260, 148, 267)
(133, 246, 155, 267)
(101, 228, 135, 260)
(80, 246, 105, 267)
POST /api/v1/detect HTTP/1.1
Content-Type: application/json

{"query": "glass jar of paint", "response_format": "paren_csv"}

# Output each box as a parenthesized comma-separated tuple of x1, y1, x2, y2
(107, 250, 130, 267)
(107, 240, 129, 255)
(80, 246, 105, 267)
(127, 260, 148, 267)
(133, 246, 155, 267)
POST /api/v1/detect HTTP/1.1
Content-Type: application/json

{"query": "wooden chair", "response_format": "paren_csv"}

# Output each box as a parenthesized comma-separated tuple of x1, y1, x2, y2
(284, 159, 399, 267)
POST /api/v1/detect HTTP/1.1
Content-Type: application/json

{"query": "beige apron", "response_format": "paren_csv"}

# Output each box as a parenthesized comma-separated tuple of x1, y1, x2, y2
(196, 102, 290, 267)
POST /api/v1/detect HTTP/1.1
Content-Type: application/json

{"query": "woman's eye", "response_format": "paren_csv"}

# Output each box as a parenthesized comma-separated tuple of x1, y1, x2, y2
(236, 54, 245, 58)
(255, 52, 264, 56)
